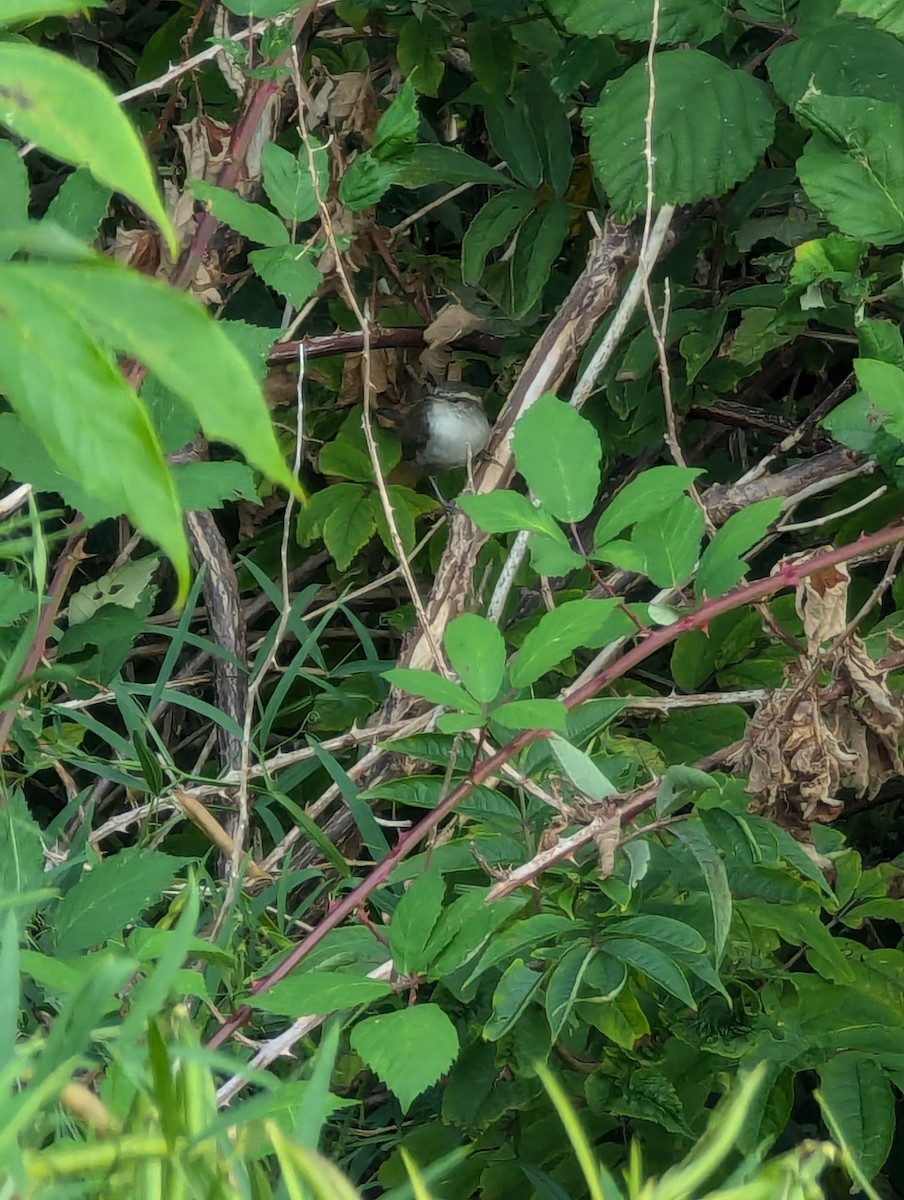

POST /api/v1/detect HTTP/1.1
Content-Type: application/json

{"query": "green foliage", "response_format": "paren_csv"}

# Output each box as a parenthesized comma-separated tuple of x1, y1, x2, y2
(6, 0, 904, 1196)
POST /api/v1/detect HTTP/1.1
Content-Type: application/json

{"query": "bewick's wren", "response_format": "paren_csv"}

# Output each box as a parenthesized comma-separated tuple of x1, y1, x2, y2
(378, 383, 491, 473)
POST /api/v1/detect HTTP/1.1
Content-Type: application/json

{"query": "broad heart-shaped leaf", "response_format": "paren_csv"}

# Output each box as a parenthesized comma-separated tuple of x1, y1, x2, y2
(817, 1053, 894, 1181)
(0, 274, 189, 596)
(0, 41, 174, 254)
(189, 181, 288, 246)
(12, 260, 300, 499)
(350, 1004, 459, 1112)
(795, 98, 904, 246)
(547, 0, 725, 44)
(461, 189, 535, 285)
(246, 972, 392, 1017)
(586, 50, 775, 219)
(261, 138, 329, 223)
(383, 668, 483, 714)
(444, 613, 505, 704)
(593, 465, 703, 548)
(601, 938, 696, 1008)
(51, 848, 181, 957)
(512, 394, 602, 522)
(510, 599, 620, 687)
(548, 734, 617, 801)
(492, 699, 568, 732)
(390, 864, 445, 975)
(695, 498, 782, 599)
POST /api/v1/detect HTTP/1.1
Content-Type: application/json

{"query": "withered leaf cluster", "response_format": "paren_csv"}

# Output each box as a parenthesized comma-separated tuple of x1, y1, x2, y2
(733, 560, 904, 831)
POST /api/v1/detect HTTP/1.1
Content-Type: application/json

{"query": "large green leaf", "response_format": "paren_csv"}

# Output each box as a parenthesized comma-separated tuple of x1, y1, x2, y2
(0, 273, 188, 594)
(586, 50, 775, 218)
(547, 0, 726, 44)
(593, 466, 703, 547)
(696, 498, 783, 598)
(510, 599, 620, 686)
(817, 1053, 894, 1181)
(10, 260, 300, 499)
(0, 41, 174, 252)
(248, 973, 393, 1017)
(350, 1005, 459, 1112)
(51, 849, 181, 957)
(390, 864, 445, 975)
(768, 22, 904, 109)
(512, 394, 602, 522)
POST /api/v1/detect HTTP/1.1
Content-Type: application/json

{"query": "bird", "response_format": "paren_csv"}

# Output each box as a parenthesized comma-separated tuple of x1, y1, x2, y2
(377, 383, 491, 474)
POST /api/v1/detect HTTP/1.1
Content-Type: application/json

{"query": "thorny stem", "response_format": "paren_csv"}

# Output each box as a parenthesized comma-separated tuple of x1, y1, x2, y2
(206, 520, 904, 1048)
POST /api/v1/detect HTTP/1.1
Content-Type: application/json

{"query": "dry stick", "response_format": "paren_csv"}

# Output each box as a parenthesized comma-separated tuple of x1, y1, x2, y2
(206, 520, 904, 1048)
(0, 529, 86, 755)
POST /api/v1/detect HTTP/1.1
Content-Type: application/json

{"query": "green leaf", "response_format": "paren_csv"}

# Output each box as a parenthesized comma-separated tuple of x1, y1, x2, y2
(261, 138, 329, 223)
(529, 534, 587, 577)
(1, 0, 99, 20)
(675, 820, 732, 965)
(522, 72, 574, 197)
(545, 943, 597, 1040)
(855, 357, 904, 441)
(350, 1005, 459, 1112)
(68, 556, 159, 625)
(593, 466, 703, 547)
(0, 143, 28, 265)
(444, 613, 505, 704)
(600, 495, 705, 588)
(398, 13, 445, 97)
(173, 460, 259, 512)
(484, 959, 543, 1040)
(373, 77, 420, 162)
(610, 915, 706, 955)
(0, 273, 188, 595)
(51, 848, 181, 957)
(0, 789, 44, 904)
(461, 189, 535, 285)
(339, 153, 400, 210)
(768, 23, 904, 111)
(390, 864, 445, 975)
(45, 167, 111, 242)
(492, 699, 569, 732)
(795, 97, 904, 245)
(696, 498, 782, 598)
(0, 41, 174, 253)
(548, 0, 726, 44)
(249, 972, 392, 1017)
(322, 483, 376, 571)
(548, 733, 617, 801)
(249, 244, 323, 307)
(586, 50, 775, 219)
(189, 180, 288, 246)
(817, 1053, 894, 1181)
(457, 490, 566, 540)
(510, 599, 620, 687)
(483, 92, 543, 189)
(512, 394, 602, 522)
(396, 145, 514, 190)
(383, 668, 483, 714)
(509, 201, 571, 318)
(12, 260, 300, 498)
(601, 938, 696, 1008)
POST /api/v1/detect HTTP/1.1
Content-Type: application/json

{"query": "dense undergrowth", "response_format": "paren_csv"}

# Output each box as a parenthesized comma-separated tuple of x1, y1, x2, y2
(4, 0, 904, 1196)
